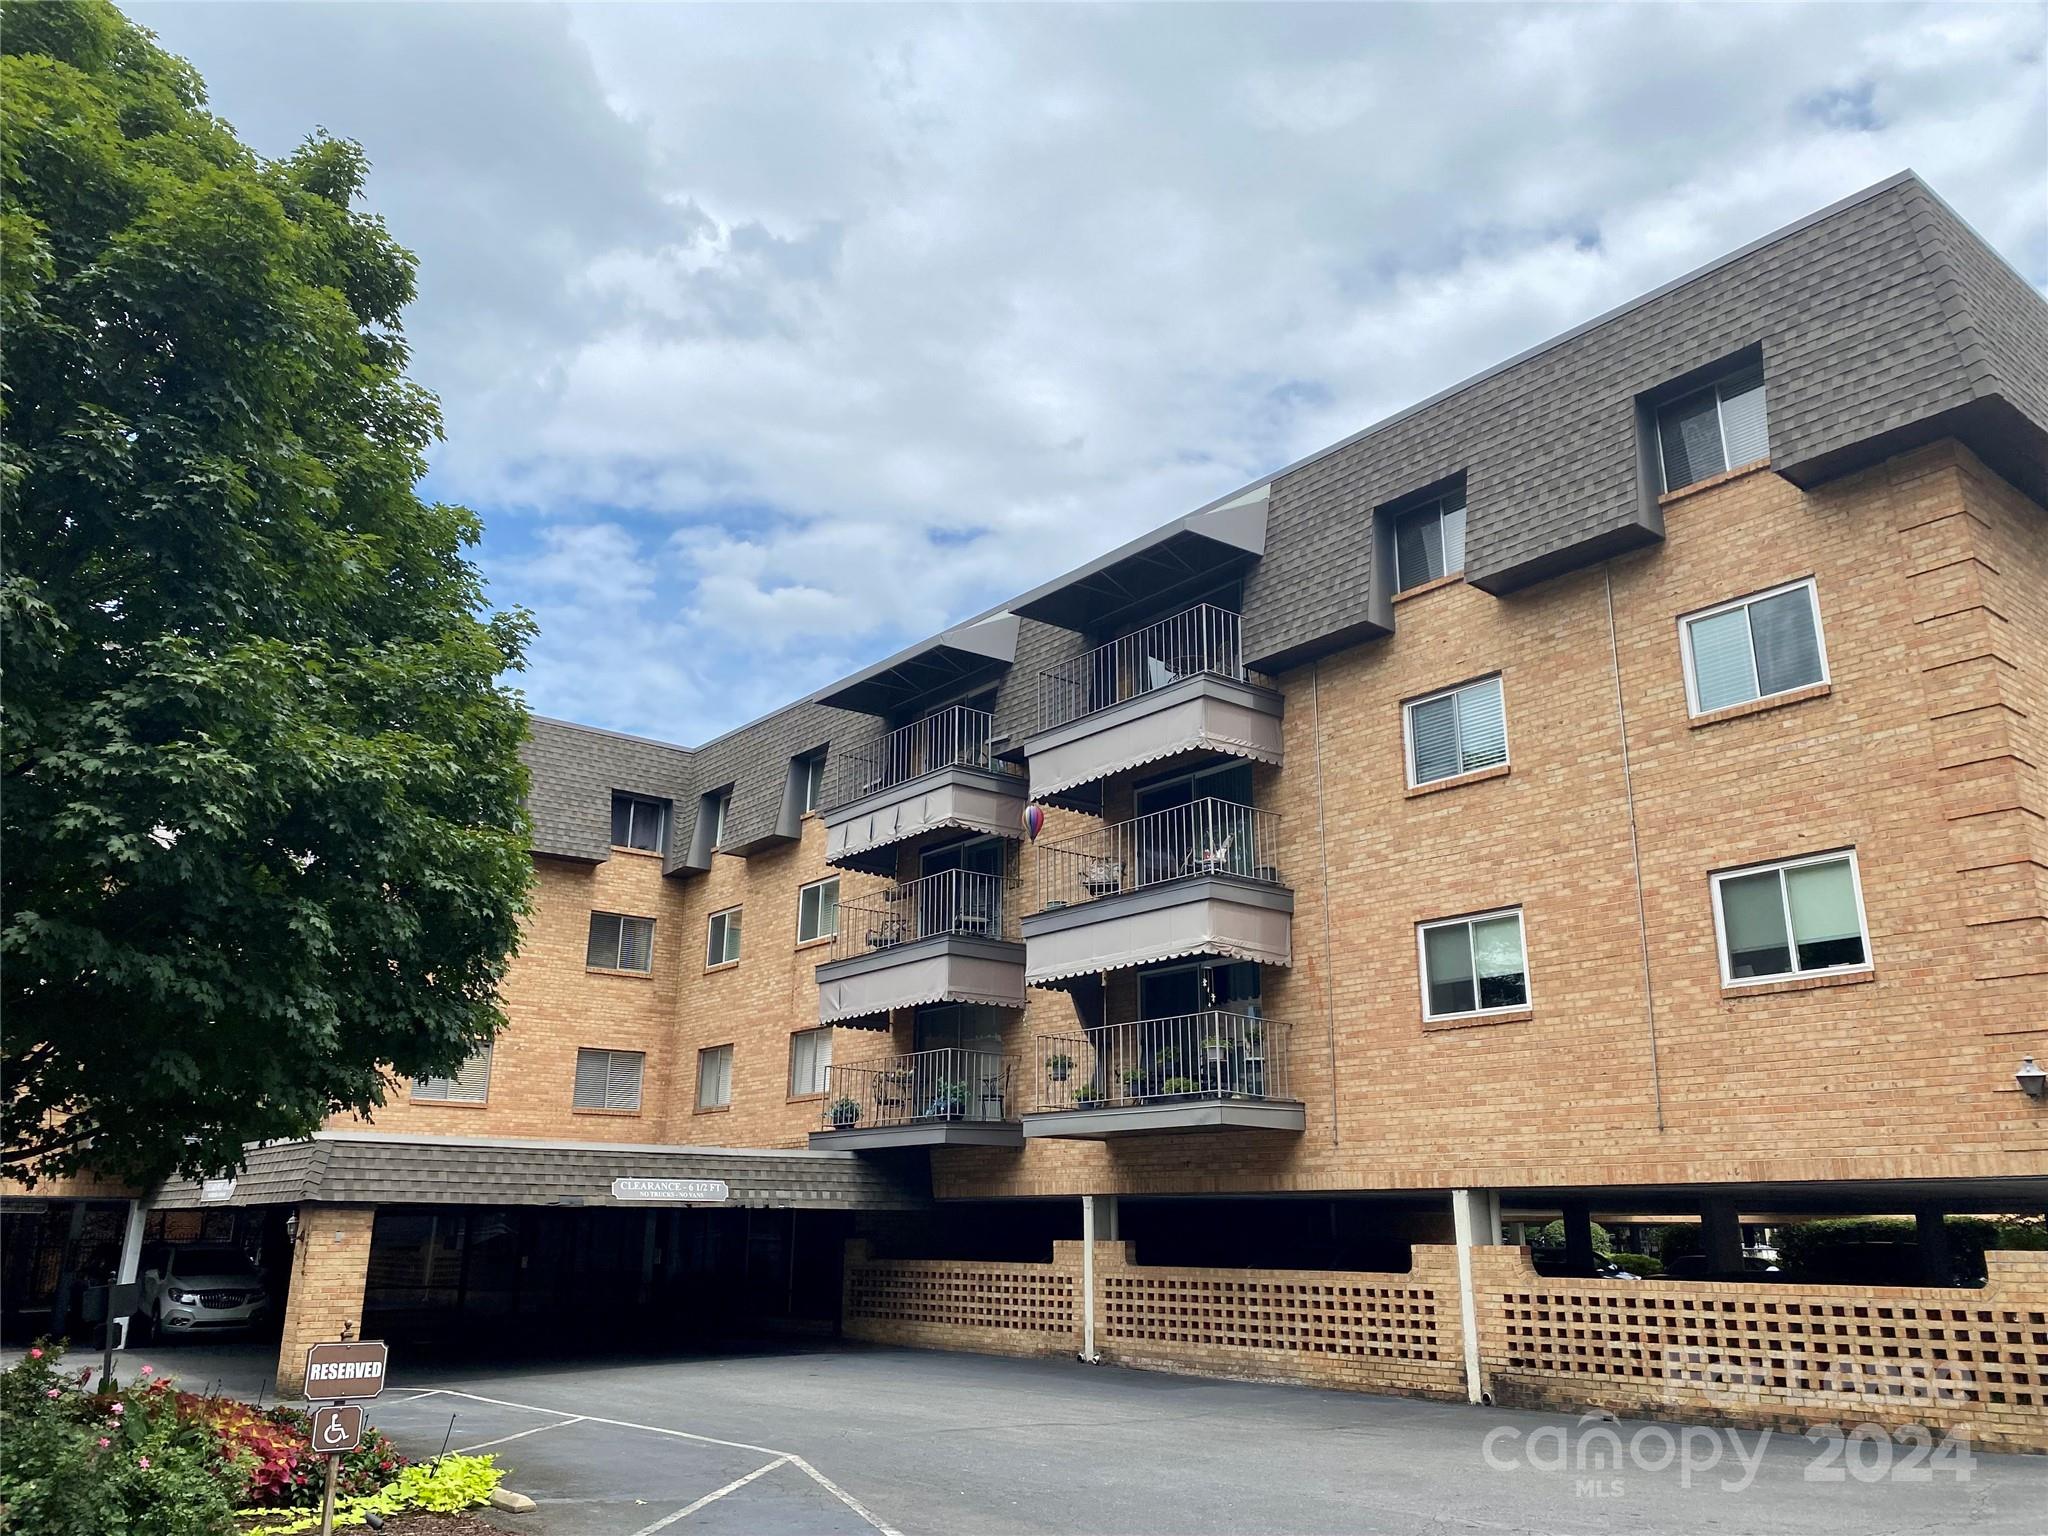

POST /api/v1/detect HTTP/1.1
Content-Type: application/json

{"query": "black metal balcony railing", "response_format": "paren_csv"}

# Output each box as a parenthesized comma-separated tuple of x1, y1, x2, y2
(1037, 604, 1254, 733)
(828, 869, 1018, 963)
(1033, 1012, 1287, 1112)
(819, 1047, 1014, 1132)
(1033, 797, 1280, 913)
(820, 705, 1018, 813)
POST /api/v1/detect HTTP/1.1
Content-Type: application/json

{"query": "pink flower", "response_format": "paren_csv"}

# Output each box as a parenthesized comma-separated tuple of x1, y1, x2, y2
(28, 1348, 43, 1359)
(45, 1388, 60, 1399)
(108, 1401, 125, 1415)
(139, 1364, 153, 1377)
(97, 1437, 110, 1449)
(137, 1456, 150, 1471)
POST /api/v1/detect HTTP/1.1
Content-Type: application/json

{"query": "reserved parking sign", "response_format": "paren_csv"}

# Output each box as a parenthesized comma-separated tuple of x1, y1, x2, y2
(303, 1340, 388, 1401)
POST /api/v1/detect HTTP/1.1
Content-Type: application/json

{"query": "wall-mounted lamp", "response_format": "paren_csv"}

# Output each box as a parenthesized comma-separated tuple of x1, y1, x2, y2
(2017, 1057, 2047, 1101)
(284, 1212, 301, 1245)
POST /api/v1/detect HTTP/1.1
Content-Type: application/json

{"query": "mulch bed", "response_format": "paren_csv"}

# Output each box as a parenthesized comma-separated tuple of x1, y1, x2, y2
(235, 1514, 512, 1534)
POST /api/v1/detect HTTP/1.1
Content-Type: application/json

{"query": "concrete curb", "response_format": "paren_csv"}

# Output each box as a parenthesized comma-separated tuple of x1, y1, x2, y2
(488, 1488, 538, 1513)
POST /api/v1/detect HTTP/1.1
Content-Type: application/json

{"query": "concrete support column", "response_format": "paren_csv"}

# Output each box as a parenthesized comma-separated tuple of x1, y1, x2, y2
(1559, 1200, 1597, 1275)
(273, 1205, 376, 1397)
(1451, 1188, 1500, 1405)
(1914, 1209, 1955, 1285)
(1700, 1199, 1745, 1275)
(1080, 1194, 1119, 1364)
(112, 1200, 148, 1350)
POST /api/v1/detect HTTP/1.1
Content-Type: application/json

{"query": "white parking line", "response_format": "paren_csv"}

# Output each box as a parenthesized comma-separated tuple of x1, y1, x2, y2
(627, 1455, 790, 1535)
(422, 1388, 904, 1535)
(455, 1414, 585, 1454)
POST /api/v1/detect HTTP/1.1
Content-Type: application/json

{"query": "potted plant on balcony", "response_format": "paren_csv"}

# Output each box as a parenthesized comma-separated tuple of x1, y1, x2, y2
(827, 1097, 862, 1129)
(1080, 858, 1125, 896)
(1159, 1075, 1199, 1101)
(1200, 1034, 1231, 1066)
(1046, 1052, 1075, 1083)
(1071, 1081, 1103, 1107)
(924, 1079, 969, 1120)
(1121, 1065, 1151, 1100)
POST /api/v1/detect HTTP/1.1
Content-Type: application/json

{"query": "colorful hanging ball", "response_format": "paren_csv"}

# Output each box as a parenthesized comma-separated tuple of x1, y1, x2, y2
(1023, 804, 1045, 841)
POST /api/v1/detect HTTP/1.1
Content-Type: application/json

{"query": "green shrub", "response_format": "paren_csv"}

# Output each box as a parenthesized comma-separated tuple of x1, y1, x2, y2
(1607, 1251, 1664, 1276)
(1773, 1216, 2043, 1282)
(237, 1455, 504, 1535)
(0, 1343, 240, 1536)
(1528, 1219, 1613, 1254)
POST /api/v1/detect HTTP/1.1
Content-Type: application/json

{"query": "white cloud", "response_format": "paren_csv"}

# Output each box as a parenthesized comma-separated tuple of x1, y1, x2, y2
(132, 0, 2048, 739)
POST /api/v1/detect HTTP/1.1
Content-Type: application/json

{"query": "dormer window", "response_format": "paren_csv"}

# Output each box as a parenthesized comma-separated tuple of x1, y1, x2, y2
(705, 788, 732, 849)
(611, 792, 667, 853)
(1658, 363, 1768, 491)
(1393, 491, 1467, 593)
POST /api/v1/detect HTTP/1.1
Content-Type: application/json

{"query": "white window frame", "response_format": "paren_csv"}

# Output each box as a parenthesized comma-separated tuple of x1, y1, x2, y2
(1709, 848, 1871, 989)
(587, 911, 655, 973)
(788, 1027, 832, 1097)
(1677, 577, 1829, 717)
(706, 906, 742, 967)
(572, 1046, 645, 1111)
(1403, 674, 1509, 788)
(707, 790, 731, 849)
(411, 1045, 492, 1104)
(1656, 367, 1768, 492)
(800, 753, 828, 814)
(797, 876, 839, 943)
(1392, 491, 1468, 593)
(1415, 906, 1530, 1023)
(611, 792, 667, 853)
(697, 1043, 734, 1110)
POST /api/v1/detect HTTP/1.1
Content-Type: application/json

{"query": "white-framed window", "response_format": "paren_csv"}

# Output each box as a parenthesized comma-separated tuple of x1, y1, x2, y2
(586, 911, 654, 972)
(1711, 850, 1869, 986)
(706, 907, 742, 966)
(1680, 578, 1827, 716)
(697, 1044, 734, 1109)
(800, 753, 828, 814)
(1657, 362, 1768, 491)
(572, 1047, 644, 1111)
(1392, 490, 1468, 592)
(411, 1045, 492, 1103)
(1405, 675, 1507, 787)
(704, 788, 732, 849)
(788, 1028, 832, 1097)
(797, 877, 839, 943)
(1417, 908, 1529, 1021)
(610, 792, 667, 852)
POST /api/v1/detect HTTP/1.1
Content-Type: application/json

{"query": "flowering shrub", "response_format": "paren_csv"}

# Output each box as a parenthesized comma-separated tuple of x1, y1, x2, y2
(237, 1455, 504, 1535)
(187, 1396, 406, 1506)
(0, 1343, 240, 1536)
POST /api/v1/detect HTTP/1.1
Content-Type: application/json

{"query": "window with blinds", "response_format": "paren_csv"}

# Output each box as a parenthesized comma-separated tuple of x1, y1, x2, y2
(797, 878, 839, 943)
(572, 1047, 644, 1111)
(411, 1046, 492, 1103)
(1418, 909, 1529, 1020)
(1392, 491, 1468, 592)
(707, 907, 742, 966)
(1713, 851, 1868, 985)
(586, 911, 655, 972)
(1405, 675, 1507, 786)
(788, 1028, 832, 1097)
(697, 1044, 734, 1110)
(1681, 578, 1826, 715)
(1657, 363, 1768, 491)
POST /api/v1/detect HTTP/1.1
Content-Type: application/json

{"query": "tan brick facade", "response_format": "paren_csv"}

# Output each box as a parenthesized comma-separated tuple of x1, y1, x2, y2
(273, 1205, 376, 1395)
(341, 439, 2047, 1199)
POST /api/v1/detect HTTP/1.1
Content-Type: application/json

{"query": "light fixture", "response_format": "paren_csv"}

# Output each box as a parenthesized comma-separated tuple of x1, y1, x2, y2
(284, 1212, 301, 1245)
(2017, 1057, 2047, 1101)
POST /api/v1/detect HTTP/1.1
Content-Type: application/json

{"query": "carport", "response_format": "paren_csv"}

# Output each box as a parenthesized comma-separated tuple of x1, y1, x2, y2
(144, 1131, 930, 1392)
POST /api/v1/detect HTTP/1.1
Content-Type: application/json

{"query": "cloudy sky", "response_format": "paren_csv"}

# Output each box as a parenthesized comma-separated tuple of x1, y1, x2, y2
(133, 2, 2047, 744)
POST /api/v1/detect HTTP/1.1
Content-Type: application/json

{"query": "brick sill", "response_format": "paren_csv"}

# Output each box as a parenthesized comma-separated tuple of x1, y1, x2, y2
(787, 1093, 826, 1105)
(1393, 571, 1467, 604)
(1689, 682, 1831, 729)
(1406, 763, 1510, 799)
(794, 936, 836, 953)
(693, 1105, 731, 1116)
(1423, 1007, 1533, 1034)
(587, 966, 654, 980)
(408, 1097, 489, 1109)
(572, 1106, 643, 1117)
(1722, 968, 1875, 1000)
(704, 960, 741, 975)
(609, 845, 664, 860)
(1658, 459, 1773, 506)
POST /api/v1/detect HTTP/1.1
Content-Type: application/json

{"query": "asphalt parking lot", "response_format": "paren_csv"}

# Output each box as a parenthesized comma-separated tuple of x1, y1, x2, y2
(30, 1339, 2047, 1535)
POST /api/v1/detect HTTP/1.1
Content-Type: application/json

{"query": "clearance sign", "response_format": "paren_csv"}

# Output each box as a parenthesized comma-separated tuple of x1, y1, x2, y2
(302, 1340, 389, 1401)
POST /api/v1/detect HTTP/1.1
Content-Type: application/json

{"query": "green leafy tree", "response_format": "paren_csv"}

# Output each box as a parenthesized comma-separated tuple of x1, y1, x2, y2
(1, 1, 534, 1185)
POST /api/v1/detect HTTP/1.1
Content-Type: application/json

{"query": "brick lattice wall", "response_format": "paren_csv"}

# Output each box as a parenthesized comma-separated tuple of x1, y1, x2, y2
(1475, 1247, 2048, 1453)
(842, 1239, 1080, 1358)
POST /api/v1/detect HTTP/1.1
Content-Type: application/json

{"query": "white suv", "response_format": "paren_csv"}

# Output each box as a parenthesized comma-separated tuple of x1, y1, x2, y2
(135, 1243, 273, 1340)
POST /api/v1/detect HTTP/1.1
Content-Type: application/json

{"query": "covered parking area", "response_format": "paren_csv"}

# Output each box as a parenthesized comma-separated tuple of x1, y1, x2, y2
(144, 1131, 930, 1392)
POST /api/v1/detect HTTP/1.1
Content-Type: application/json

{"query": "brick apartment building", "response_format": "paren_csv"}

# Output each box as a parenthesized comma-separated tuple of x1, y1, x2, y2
(10, 171, 2047, 1447)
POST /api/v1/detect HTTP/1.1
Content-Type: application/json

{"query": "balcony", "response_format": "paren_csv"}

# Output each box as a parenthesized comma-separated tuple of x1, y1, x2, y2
(1022, 1012, 1303, 1138)
(809, 1047, 1022, 1150)
(815, 870, 1026, 1027)
(1023, 605, 1284, 801)
(821, 705, 1027, 873)
(1020, 799, 1292, 986)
